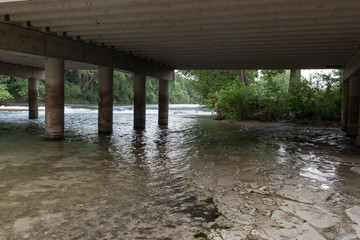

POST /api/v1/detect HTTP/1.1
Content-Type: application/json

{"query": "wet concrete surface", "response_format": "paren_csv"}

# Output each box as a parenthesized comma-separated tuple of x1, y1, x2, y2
(1, 105, 360, 239)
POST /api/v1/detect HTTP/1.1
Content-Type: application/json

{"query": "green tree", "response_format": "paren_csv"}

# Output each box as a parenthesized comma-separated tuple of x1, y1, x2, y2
(0, 70, 198, 105)
(0, 84, 13, 102)
(185, 69, 342, 123)
(169, 72, 198, 104)
(113, 71, 133, 104)
(0, 76, 13, 102)
(5, 77, 28, 102)
(288, 69, 301, 96)
(146, 78, 159, 104)
(186, 70, 234, 103)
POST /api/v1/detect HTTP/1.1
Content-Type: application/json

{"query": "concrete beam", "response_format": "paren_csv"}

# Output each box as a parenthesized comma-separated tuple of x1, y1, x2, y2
(48, 15, 360, 33)
(0, 22, 174, 81)
(0, 61, 44, 79)
(1, 1, 359, 71)
(71, 25, 360, 40)
(344, 48, 360, 80)
(18, 3, 360, 28)
(5, 0, 359, 22)
(3, 0, 357, 20)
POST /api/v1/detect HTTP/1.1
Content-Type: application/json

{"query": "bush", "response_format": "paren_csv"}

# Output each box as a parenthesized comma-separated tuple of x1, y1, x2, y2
(0, 84, 13, 102)
(260, 96, 288, 121)
(284, 77, 341, 122)
(215, 83, 259, 120)
(65, 81, 81, 102)
(209, 70, 342, 123)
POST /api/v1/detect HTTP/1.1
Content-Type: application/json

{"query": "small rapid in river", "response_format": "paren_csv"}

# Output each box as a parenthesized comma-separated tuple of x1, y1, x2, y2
(1, 104, 360, 239)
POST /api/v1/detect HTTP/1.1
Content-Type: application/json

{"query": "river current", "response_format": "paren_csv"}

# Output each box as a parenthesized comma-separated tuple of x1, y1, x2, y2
(1, 104, 360, 239)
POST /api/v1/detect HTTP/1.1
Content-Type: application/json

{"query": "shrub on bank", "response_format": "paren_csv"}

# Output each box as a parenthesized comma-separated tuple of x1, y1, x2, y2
(214, 83, 259, 120)
(211, 70, 342, 123)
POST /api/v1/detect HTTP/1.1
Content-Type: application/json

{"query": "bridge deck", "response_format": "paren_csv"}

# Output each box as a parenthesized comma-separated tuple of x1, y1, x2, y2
(0, 0, 359, 71)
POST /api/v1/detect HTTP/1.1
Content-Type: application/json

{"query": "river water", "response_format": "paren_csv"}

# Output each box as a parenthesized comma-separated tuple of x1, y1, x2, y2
(1, 104, 360, 240)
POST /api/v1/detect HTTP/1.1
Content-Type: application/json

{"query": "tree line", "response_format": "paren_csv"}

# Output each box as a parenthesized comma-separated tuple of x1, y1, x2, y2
(180, 69, 342, 124)
(0, 71, 198, 104)
(1, 68, 342, 124)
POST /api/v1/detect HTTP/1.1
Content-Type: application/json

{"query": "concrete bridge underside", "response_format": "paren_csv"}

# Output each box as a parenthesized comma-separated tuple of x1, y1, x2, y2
(0, 0, 359, 142)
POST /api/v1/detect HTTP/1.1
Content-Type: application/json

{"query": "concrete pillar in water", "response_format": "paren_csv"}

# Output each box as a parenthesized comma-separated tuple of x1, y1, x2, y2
(357, 106, 360, 146)
(98, 66, 114, 133)
(28, 78, 38, 119)
(45, 58, 64, 140)
(158, 79, 169, 126)
(347, 75, 360, 137)
(134, 74, 146, 129)
(341, 79, 349, 131)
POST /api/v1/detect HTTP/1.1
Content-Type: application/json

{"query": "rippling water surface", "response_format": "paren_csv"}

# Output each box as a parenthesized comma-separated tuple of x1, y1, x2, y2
(1, 104, 360, 239)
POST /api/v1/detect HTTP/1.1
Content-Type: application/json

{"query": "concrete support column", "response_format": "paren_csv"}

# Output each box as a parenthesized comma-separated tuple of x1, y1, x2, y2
(158, 79, 169, 126)
(347, 75, 360, 137)
(134, 74, 146, 129)
(341, 79, 350, 131)
(357, 105, 360, 146)
(28, 78, 38, 119)
(98, 66, 113, 133)
(45, 58, 64, 140)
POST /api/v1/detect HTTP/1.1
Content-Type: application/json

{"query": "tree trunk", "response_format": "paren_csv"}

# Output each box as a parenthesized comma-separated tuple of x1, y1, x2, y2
(90, 79, 94, 93)
(288, 69, 301, 95)
(238, 70, 249, 86)
(82, 74, 89, 92)
(73, 70, 81, 84)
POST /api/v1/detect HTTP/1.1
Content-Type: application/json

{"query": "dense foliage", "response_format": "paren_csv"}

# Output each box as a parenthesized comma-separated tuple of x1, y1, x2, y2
(184, 69, 342, 123)
(1, 67, 342, 124)
(0, 71, 198, 104)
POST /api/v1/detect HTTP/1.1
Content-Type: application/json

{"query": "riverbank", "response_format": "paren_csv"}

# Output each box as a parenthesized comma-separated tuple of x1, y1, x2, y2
(222, 119, 341, 128)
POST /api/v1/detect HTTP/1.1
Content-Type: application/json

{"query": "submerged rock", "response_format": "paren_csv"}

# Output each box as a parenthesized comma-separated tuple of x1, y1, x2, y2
(252, 222, 326, 240)
(350, 167, 360, 175)
(346, 206, 360, 238)
(277, 185, 331, 204)
(271, 210, 303, 229)
(280, 200, 341, 229)
(346, 206, 360, 224)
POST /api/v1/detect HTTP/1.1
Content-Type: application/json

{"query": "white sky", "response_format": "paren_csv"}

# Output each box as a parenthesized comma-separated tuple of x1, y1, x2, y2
(301, 69, 333, 80)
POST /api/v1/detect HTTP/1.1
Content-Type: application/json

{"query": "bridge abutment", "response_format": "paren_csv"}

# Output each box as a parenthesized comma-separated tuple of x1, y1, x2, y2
(45, 58, 64, 140)
(98, 66, 114, 134)
(158, 79, 169, 126)
(28, 78, 38, 119)
(134, 74, 146, 129)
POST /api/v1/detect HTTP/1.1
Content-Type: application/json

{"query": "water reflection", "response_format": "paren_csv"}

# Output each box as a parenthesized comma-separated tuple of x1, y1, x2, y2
(1, 105, 360, 239)
(131, 129, 147, 159)
(155, 127, 169, 162)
